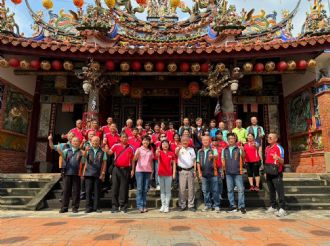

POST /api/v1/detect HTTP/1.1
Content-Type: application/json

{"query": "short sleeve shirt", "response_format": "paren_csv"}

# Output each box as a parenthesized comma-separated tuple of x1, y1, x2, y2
(232, 127, 247, 143)
(177, 147, 196, 168)
(197, 147, 218, 163)
(158, 150, 175, 176)
(110, 143, 134, 167)
(104, 132, 120, 148)
(135, 147, 154, 172)
(244, 142, 260, 163)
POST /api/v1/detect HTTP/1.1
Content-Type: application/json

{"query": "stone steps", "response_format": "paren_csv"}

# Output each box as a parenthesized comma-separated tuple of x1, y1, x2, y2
(0, 181, 49, 188)
(285, 194, 330, 203)
(284, 186, 330, 194)
(0, 196, 34, 205)
(0, 188, 41, 196)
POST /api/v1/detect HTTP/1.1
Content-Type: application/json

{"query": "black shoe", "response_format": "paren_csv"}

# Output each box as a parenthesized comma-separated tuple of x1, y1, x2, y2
(188, 207, 196, 212)
(240, 208, 247, 214)
(85, 208, 93, 213)
(59, 208, 68, 213)
(121, 208, 128, 213)
(111, 209, 120, 213)
(179, 207, 186, 211)
(227, 207, 238, 213)
(72, 208, 79, 213)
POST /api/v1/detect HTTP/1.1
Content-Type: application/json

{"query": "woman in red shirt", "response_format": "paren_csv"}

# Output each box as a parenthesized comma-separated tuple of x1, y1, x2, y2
(244, 133, 262, 191)
(156, 140, 176, 213)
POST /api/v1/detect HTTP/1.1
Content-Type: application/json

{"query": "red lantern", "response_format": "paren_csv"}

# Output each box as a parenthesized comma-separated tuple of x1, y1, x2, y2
(277, 61, 288, 72)
(200, 63, 210, 73)
(155, 62, 165, 72)
(120, 83, 130, 96)
(73, 0, 84, 8)
(52, 60, 62, 70)
(106, 60, 115, 71)
(30, 60, 41, 70)
(188, 82, 199, 95)
(11, 0, 22, 4)
(297, 60, 307, 70)
(132, 61, 142, 72)
(8, 58, 20, 68)
(254, 63, 264, 73)
(180, 62, 190, 72)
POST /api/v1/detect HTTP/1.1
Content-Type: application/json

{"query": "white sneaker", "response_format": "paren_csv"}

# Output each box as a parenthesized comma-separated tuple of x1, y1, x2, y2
(159, 205, 165, 212)
(214, 207, 220, 213)
(164, 207, 169, 213)
(234, 186, 238, 191)
(265, 207, 277, 214)
(156, 185, 160, 191)
(275, 208, 287, 217)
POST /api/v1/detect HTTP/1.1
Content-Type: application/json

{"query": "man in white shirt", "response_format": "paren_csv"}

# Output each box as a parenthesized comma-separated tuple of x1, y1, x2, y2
(176, 136, 196, 212)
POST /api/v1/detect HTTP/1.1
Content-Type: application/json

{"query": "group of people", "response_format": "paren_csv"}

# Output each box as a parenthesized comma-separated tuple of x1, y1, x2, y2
(48, 116, 287, 217)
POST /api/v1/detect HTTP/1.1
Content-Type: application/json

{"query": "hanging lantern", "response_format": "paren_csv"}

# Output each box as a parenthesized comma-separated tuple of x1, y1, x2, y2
(63, 61, 74, 71)
(52, 60, 62, 71)
(105, 60, 115, 71)
(243, 62, 253, 73)
(200, 63, 210, 73)
(155, 62, 165, 72)
(216, 63, 226, 73)
(170, 0, 180, 8)
(136, 0, 147, 5)
(30, 60, 41, 70)
(105, 0, 116, 8)
(11, 0, 22, 4)
(254, 63, 264, 73)
(308, 59, 317, 69)
(20, 60, 30, 70)
(251, 75, 263, 91)
(287, 60, 296, 71)
(191, 63, 200, 72)
(82, 80, 92, 94)
(41, 60, 51, 71)
(132, 61, 142, 71)
(42, 0, 53, 9)
(120, 62, 130, 72)
(144, 62, 153, 72)
(131, 87, 143, 98)
(297, 60, 308, 70)
(168, 62, 177, 72)
(91, 61, 101, 71)
(265, 61, 275, 72)
(73, 0, 84, 8)
(230, 81, 239, 94)
(0, 58, 9, 68)
(188, 82, 200, 95)
(180, 62, 190, 72)
(277, 61, 288, 72)
(120, 83, 130, 96)
(8, 58, 20, 68)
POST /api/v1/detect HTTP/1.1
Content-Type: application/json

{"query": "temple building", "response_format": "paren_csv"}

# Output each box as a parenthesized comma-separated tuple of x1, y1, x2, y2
(0, 0, 330, 174)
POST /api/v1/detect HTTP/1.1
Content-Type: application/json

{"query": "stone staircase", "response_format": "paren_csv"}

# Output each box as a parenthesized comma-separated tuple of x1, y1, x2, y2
(0, 174, 61, 210)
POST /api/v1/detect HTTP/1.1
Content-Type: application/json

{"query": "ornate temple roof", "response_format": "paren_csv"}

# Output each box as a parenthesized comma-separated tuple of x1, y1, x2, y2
(0, 0, 330, 57)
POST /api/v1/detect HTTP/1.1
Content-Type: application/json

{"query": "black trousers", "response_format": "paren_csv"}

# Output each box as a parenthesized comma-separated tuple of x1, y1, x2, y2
(112, 166, 130, 210)
(266, 172, 285, 209)
(103, 155, 113, 190)
(85, 176, 101, 211)
(62, 175, 81, 210)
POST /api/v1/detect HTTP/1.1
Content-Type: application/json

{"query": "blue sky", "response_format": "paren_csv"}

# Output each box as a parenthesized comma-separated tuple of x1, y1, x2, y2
(6, 0, 329, 37)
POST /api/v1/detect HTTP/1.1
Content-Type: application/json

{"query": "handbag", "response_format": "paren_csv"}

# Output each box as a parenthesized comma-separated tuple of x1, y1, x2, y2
(264, 163, 279, 175)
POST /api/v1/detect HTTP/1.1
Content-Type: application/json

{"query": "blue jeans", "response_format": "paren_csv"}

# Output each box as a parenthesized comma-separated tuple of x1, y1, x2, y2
(135, 172, 151, 209)
(226, 174, 245, 209)
(159, 176, 172, 208)
(218, 168, 223, 201)
(154, 160, 159, 186)
(201, 176, 220, 208)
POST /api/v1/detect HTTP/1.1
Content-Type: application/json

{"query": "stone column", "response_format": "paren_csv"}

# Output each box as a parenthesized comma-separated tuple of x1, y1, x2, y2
(85, 87, 99, 122)
(316, 77, 330, 173)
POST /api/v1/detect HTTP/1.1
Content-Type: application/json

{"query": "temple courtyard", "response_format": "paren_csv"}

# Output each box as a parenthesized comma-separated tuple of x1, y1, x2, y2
(0, 209, 330, 246)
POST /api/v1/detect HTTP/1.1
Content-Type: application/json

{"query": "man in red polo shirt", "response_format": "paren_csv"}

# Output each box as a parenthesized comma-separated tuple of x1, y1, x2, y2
(103, 123, 120, 193)
(86, 120, 103, 140)
(106, 133, 134, 213)
(122, 119, 134, 137)
(264, 133, 287, 217)
(101, 117, 114, 135)
(65, 119, 84, 142)
(128, 128, 142, 152)
(152, 124, 161, 143)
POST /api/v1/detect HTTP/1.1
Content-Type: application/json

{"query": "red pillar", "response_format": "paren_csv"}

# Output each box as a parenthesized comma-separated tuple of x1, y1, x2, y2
(316, 77, 330, 173)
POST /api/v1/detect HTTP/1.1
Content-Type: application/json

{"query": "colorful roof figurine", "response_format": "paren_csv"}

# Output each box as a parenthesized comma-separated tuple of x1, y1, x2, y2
(0, 0, 329, 56)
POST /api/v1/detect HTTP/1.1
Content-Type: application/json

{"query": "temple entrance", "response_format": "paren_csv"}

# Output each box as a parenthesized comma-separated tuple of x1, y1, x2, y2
(142, 96, 180, 126)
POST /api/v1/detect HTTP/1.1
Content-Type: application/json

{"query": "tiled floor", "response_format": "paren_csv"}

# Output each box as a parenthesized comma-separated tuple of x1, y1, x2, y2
(0, 209, 330, 245)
